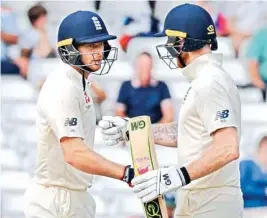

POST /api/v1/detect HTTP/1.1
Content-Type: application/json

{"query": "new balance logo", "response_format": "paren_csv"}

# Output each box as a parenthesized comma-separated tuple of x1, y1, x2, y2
(92, 16, 102, 30)
(215, 110, 229, 121)
(64, 118, 78, 126)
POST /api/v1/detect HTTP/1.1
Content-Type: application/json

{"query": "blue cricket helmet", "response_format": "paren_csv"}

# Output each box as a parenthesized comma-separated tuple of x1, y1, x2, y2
(58, 10, 116, 44)
(57, 10, 118, 76)
(155, 4, 218, 69)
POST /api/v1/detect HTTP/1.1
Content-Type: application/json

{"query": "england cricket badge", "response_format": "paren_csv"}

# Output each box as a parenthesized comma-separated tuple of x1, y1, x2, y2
(84, 91, 91, 109)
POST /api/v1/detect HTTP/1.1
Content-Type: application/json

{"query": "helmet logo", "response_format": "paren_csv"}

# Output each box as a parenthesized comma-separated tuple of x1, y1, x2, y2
(92, 16, 102, 30)
(207, 25, 215, 35)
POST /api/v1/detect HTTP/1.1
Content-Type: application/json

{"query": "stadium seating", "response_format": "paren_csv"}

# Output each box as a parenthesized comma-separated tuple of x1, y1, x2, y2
(240, 103, 267, 157)
(216, 37, 236, 59)
(239, 88, 263, 103)
(1, 76, 38, 101)
(242, 103, 267, 123)
(2, 102, 36, 123)
(1, 148, 21, 170)
(223, 59, 251, 86)
(2, 192, 25, 215)
(27, 58, 60, 86)
(1, 171, 30, 191)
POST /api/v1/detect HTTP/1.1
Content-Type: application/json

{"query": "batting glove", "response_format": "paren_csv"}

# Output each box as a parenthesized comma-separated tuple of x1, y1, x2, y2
(98, 116, 129, 146)
(132, 166, 191, 203)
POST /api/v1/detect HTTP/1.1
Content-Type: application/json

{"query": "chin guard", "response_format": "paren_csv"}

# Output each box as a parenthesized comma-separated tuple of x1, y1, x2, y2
(58, 41, 118, 75)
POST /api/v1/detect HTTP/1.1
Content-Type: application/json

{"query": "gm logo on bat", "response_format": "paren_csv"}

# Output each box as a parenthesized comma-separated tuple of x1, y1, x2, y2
(131, 120, 146, 131)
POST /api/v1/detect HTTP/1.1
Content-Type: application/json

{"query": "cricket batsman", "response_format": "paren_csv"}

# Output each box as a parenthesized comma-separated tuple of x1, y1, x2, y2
(99, 4, 243, 218)
(23, 11, 135, 218)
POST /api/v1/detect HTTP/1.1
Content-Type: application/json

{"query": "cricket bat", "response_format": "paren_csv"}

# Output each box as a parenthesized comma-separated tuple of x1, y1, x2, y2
(128, 116, 168, 218)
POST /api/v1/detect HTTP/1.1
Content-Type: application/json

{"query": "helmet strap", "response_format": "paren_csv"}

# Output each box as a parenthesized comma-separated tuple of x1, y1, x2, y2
(178, 53, 186, 68)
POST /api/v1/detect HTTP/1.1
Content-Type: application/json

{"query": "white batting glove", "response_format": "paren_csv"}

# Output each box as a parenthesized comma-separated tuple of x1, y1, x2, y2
(132, 166, 191, 203)
(98, 116, 129, 146)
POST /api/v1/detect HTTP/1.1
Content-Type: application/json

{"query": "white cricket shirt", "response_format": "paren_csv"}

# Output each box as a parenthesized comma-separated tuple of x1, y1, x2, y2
(33, 63, 96, 190)
(178, 53, 241, 189)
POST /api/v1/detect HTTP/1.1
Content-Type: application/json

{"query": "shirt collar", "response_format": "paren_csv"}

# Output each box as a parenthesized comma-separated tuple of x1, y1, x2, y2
(65, 64, 91, 88)
(131, 78, 158, 88)
(182, 53, 223, 82)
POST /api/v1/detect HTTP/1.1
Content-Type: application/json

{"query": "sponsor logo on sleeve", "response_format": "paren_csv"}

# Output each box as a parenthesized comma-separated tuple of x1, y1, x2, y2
(215, 109, 229, 122)
(64, 118, 78, 126)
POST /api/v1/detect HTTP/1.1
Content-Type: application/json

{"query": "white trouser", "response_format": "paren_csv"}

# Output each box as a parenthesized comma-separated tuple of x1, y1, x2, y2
(24, 183, 96, 218)
(175, 187, 244, 218)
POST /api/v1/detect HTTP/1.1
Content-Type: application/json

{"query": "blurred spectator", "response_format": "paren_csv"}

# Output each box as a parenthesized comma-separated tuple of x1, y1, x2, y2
(224, 1, 267, 56)
(20, 4, 56, 60)
(196, 1, 229, 36)
(119, 1, 160, 52)
(240, 132, 267, 208)
(1, 5, 27, 77)
(116, 52, 174, 123)
(247, 27, 267, 101)
(165, 192, 176, 218)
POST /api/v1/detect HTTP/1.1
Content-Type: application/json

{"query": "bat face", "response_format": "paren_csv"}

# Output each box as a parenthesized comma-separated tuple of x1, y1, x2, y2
(128, 116, 155, 176)
(128, 116, 168, 218)
(137, 165, 150, 174)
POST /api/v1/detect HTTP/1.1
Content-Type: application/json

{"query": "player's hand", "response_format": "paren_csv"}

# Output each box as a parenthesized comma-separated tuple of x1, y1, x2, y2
(252, 78, 266, 90)
(99, 116, 129, 146)
(121, 165, 135, 187)
(132, 166, 190, 203)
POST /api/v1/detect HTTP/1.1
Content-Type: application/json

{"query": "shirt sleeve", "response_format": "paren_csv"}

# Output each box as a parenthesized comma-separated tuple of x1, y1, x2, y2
(46, 85, 84, 141)
(19, 29, 40, 50)
(195, 83, 238, 135)
(160, 81, 171, 101)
